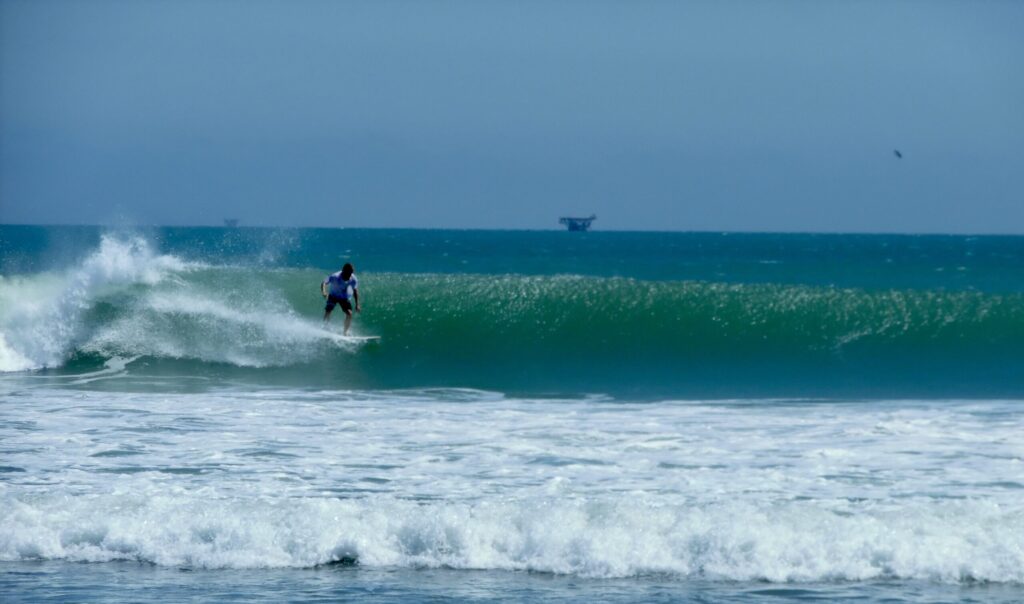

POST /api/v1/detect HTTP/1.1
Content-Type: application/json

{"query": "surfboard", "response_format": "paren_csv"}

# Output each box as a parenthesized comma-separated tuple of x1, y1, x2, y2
(341, 335, 381, 343)
(321, 324, 380, 343)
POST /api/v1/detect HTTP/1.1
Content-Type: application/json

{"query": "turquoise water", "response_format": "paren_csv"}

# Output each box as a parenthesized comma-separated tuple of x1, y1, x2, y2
(2, 226, 1024, 602)
(3, 225, 1024, 396)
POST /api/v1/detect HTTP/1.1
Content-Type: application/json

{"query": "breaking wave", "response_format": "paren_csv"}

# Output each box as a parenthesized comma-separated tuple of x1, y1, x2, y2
(0, 235, 356, 373)
(3, 234, 1024, 395)
(2, 492, 1021, 582)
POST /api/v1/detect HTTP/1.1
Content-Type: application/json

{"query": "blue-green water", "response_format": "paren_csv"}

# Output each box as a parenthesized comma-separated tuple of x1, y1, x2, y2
(3, 225, 1024, 396)
(2, 226, 1023, 602)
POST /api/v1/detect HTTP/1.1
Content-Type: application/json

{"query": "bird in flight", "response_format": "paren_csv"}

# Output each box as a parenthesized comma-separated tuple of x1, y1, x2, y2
(893, 149, 903, 159)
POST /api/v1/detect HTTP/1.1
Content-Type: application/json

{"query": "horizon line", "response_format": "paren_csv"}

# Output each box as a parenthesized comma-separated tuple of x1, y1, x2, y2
(2, 221, 1024, 238)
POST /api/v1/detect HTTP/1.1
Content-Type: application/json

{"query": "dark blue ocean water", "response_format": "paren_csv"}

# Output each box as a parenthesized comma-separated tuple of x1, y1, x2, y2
(5, 225, 1024, 291)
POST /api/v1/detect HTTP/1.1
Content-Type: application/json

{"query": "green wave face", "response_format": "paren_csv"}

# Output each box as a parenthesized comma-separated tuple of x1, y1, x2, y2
(353, 273, 1024, 395)
(49, 268, 1024, 397)
(4, 232, 1023, 396)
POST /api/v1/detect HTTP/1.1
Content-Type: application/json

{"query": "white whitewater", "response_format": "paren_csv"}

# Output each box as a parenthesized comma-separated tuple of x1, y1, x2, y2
(1, 386, 1022, 582)
(0, 235, 361, 372)
(0, 236, 189, 372)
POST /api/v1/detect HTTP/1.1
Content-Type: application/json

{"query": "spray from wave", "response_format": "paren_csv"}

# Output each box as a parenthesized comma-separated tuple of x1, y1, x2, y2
(0, 235, 355, 373)
(0, 236, 190, 372)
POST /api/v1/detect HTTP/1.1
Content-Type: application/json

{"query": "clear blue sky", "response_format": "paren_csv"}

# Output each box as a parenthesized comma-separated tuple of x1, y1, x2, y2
(1, 0, 1022, 232)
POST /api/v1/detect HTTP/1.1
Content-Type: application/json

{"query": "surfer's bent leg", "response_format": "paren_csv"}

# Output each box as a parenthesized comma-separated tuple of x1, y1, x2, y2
(341, 299, 354, 335)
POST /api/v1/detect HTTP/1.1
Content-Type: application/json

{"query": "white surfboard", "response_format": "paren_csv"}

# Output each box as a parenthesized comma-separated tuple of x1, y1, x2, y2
(320, 327, 380, 344)
(340, 335, 381, 343)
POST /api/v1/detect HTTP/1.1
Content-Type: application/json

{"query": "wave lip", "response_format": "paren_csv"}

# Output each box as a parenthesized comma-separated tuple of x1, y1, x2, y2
(0, 235, 193, 373)
(0, 234, 365, 373)
(2, 493, 1022, 583)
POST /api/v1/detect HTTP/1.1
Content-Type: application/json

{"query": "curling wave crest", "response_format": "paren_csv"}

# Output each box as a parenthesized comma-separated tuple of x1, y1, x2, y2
(0, 235, 356, 372)
(0, 236, 190, 372)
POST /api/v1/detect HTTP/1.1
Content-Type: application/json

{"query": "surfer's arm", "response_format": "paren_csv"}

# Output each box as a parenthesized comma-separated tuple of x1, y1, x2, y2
(320, 280, 328, 297)
(353, 288, 360, 312)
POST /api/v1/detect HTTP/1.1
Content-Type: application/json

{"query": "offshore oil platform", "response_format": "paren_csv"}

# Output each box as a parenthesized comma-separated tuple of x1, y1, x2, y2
(559, 215, 596, 231)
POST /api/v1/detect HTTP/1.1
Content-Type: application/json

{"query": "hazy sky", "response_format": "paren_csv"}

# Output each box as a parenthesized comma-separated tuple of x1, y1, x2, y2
(1, 0, 1022, 232)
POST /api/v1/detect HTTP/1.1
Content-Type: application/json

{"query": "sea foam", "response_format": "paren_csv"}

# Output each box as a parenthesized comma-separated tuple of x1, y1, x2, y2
(2, 491, 1021, 582)
(0, 236, 189, 372)
(1, 388, 1022, 582)
(0, 235, 357, 372)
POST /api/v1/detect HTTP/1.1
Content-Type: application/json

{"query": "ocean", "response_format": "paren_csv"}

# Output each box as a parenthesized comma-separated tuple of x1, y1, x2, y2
(2, 225, 1023, 602)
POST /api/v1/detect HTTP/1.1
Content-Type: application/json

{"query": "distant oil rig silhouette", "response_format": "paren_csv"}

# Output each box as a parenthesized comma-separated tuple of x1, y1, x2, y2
(559, 215, 596, 231)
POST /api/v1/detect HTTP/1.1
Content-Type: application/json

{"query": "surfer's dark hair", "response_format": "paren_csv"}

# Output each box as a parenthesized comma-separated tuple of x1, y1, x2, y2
(341, 263, 354, 278)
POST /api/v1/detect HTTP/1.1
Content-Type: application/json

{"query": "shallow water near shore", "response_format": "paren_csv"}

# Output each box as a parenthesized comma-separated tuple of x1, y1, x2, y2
(5, 562, 1024, 603)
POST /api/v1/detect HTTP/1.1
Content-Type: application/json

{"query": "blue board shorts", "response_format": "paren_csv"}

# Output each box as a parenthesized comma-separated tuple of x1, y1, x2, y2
(325, 295, 353, 313)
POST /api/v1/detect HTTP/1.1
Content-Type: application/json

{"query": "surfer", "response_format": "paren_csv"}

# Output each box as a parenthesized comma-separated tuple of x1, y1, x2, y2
(321, 263, 361, 335)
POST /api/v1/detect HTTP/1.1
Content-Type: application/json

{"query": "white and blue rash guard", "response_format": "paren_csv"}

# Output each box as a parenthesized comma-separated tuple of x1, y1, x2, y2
(323, 272, 358, 299)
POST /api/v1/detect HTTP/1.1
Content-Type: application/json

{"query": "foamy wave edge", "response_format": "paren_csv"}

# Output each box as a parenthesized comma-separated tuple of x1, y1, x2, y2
(0, 234, 357, 372)
(0, 235, 201, 373)
(2, 493, 1021, 582)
